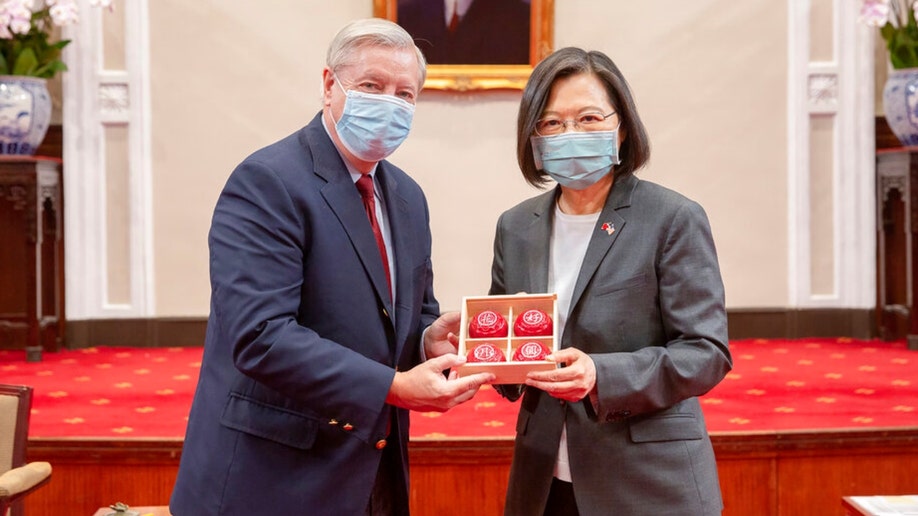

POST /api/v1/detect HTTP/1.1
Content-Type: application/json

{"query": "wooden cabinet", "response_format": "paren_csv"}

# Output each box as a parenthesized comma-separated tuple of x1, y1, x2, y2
(875, 148, 911, 343)
(0, 156, 63, 361)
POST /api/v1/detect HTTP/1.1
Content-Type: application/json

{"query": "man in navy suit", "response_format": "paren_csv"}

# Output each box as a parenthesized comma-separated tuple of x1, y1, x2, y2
(170, 18, 494, 516)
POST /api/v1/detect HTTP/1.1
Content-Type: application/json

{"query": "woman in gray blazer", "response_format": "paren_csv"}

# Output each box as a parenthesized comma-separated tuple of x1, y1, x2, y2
(491, 47, 733, 516)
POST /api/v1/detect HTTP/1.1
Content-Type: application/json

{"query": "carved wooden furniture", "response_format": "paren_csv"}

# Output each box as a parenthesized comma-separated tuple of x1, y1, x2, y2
(0, 157, 63, 361)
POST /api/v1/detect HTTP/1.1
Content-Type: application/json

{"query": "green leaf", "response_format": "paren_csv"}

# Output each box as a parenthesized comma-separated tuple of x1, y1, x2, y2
(33, 60, 67, 79)
(884, 19, 918, 69)
(12, 47, 39, 76)
(882, 22, 897, 43)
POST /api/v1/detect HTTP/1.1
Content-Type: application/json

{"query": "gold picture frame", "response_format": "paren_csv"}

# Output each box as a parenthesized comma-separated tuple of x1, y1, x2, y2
(373, 0, 554, 91)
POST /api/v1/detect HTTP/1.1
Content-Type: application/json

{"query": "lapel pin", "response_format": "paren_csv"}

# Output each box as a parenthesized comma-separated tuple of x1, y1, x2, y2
(601, 222, 615, 235)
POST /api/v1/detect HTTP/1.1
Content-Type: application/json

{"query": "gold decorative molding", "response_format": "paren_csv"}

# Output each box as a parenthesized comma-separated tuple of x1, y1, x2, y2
(421, 64, 532, 91)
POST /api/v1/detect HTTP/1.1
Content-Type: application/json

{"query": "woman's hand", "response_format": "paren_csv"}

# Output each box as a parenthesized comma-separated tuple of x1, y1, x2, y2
(524, 347, 597, 402)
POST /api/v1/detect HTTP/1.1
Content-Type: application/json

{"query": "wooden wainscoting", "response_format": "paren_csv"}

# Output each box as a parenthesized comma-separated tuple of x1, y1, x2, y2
(24, 438, 181, 513)
(713, 428, 918, 515)
(24, 427, 918, 516)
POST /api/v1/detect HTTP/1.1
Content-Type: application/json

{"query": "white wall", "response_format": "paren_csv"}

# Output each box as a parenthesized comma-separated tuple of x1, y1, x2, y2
(61, 0, 864, 317)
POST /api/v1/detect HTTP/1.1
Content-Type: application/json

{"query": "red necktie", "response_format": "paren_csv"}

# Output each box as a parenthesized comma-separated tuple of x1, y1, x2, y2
(448, 6, 459, 33)
(356, 174, 392, 298)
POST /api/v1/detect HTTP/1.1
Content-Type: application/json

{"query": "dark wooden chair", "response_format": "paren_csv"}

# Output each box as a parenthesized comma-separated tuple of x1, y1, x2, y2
(0, 384, 51, 516)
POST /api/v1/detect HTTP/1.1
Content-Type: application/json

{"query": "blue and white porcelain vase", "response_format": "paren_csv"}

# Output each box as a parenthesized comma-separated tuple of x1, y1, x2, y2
(883, 67, 918, 147)
(0, 75, 52, 155)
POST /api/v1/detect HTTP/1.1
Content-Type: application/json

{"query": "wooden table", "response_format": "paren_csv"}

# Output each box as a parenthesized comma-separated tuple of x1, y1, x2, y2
(91, 507, 171, 516)
(843, 495, 918, 515)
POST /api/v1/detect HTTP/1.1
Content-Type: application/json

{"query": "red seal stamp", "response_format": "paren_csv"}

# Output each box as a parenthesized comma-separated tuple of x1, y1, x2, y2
(466, 343, 506, 363)
(512, 341, 551, 361)
(513, 309, 553, 337)
(468, 310, 508, 338)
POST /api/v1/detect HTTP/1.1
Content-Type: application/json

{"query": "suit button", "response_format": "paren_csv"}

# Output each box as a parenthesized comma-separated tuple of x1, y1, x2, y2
(343, 423, 354, 431)
(376, 439, 387, 450)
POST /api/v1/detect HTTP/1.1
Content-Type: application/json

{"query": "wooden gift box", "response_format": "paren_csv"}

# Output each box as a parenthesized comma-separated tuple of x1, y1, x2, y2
(455, 293, 559, 384)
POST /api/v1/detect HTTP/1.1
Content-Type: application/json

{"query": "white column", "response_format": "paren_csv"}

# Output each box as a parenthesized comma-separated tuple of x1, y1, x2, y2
(61, 0, 153, 319)
(787, 0, 876, 308)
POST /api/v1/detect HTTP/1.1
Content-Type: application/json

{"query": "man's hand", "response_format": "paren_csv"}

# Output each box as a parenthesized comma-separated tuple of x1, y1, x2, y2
(423, 311, 461, 358)
(524, 347, 596, 402)
(386, 353, 494, 412)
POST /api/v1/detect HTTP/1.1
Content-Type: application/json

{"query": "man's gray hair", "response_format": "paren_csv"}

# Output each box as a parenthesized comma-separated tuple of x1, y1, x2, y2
(327, 18, 427, 86)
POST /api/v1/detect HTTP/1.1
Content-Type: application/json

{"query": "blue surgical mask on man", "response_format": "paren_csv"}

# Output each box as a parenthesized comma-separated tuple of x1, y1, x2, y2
(530, 128, 621, 190)
(333, 75, 415, 162)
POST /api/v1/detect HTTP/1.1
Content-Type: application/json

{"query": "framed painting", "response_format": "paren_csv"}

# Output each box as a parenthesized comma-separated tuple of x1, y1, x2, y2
(373, 0, 554, 91)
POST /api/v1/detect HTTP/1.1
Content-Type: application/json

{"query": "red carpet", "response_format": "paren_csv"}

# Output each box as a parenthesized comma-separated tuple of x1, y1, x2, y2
(0, 337, 915, 439)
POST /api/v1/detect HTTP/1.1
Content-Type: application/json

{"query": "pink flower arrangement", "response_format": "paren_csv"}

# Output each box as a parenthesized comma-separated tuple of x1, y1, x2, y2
(0, 0, 112, 78)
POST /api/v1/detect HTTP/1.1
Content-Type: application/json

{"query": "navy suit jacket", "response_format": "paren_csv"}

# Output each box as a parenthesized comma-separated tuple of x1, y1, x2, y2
(170, 113, 439, 515)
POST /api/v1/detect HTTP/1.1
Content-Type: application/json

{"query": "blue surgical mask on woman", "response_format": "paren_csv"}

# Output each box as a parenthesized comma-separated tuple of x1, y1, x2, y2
(333, 76, 415, 162)
(530, 128, 621, 190)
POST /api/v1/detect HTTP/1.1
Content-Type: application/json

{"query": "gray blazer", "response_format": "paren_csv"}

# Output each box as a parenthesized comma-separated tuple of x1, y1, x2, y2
(491, 173, 732, 516)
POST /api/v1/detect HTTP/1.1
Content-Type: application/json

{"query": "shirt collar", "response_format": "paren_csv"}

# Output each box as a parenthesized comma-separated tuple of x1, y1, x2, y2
(445, 0, 475, 25)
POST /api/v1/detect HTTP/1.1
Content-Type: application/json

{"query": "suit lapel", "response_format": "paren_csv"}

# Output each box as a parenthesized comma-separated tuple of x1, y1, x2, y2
(568, 174, 638, 313)
(524, 190, 557, 294)
(308, 117, 396, 326)
(377, 163, 412, 356)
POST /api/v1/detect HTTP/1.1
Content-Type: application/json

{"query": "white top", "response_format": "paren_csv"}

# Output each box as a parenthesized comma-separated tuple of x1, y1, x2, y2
(548, 203, 600, 482)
